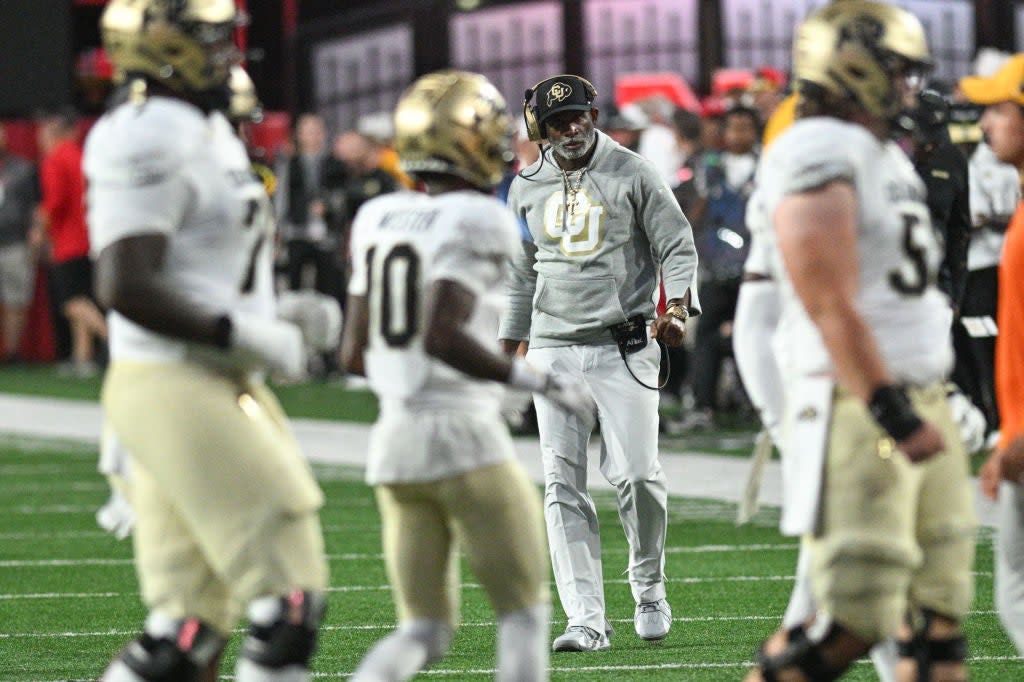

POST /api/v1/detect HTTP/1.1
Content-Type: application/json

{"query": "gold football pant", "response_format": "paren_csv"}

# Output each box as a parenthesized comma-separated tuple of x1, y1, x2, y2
(102, 361, 328, 635)
(807, 383, 976, 642)
(375, 459, 549, 626)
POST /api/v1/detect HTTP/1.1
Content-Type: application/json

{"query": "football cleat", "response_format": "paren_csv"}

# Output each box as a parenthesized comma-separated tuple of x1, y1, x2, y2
(552, 625, 610, 652)
(634, 599, 672, 641)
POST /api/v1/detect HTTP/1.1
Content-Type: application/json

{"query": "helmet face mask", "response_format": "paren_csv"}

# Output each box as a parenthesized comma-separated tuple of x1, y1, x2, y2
(794, 1, 932, 123)
(394, 70, 515, 190)
(102, 0, 242, 97)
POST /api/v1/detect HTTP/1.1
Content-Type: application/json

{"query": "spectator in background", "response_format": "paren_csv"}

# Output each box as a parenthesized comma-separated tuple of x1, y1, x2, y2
(748, 67, 787, 126)
(967, 51, 1024, 659)
(275, 113, 347, 297)
(603, 103, 648, 152)
(330, 131, 399, 237)
(357, 111, 416, 190)
(657, 108, 709, 415)
(949, 102, 1019, 437)
(37, 111, 107, 376)
(671, 109, 708, 225)
(635, 95, 683, 186)
(700, 112, 725, 154)
(0, 126, 40, 363)
(910, 89, 971, 315)
(671, 105, 760, 432)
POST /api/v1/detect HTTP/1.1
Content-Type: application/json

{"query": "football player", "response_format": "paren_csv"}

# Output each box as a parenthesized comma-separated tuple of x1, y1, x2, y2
(86, 2, 328, 681)
(340, 70, 594, 682)
(742, 3, 975, 680)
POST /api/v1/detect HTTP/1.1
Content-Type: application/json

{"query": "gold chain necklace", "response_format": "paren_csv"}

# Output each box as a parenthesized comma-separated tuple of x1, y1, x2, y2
(562, 168, 585, 219)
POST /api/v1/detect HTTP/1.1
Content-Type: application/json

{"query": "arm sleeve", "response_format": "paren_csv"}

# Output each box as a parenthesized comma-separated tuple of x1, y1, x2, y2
(634, 160, 702, 313)
(84, 133, 192, 255)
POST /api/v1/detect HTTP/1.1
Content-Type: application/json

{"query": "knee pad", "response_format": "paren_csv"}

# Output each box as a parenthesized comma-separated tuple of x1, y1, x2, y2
(240, 590, 327, 670)
(756, 616, 851, 682)
(105, 614, 224, 682)
(897, 609, 967, 682)
(397, 619, 453, 664)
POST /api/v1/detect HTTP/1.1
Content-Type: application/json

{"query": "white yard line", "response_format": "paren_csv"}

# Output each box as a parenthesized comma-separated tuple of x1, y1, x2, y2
(0, 610, 1003, 639)
(0, 392, 1000, 526)
(0, 572, 996, 600)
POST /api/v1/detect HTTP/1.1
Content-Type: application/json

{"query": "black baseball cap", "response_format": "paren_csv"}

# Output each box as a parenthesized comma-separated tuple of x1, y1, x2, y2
(532, 75, 596, 126)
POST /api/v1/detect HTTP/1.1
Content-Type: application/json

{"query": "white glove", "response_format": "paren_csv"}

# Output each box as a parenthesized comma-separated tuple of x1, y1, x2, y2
(509, 357, 596, 422)
(96, 490, 135, 540)
(229, 311, 307, 381)
(276, 291, 343, 352)
(947, 386, 987, 455)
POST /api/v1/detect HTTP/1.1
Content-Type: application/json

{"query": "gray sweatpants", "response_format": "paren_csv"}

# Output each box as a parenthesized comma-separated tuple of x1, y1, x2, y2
(528, 341, 668, 634)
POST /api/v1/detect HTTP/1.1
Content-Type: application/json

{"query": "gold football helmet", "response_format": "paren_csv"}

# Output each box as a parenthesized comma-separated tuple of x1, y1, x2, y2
(793, 0, 931, 119)
(101, 0, 241, 94)
(394, 70, 515, 189)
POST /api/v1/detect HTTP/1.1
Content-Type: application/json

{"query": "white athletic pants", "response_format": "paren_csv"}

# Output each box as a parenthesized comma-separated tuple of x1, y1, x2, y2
(996, 481, 1024, 655)
(528, 342, 668, 633)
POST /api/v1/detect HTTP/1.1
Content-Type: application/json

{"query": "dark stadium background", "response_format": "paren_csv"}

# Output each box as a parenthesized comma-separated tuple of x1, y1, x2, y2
(0, 0, 1018, 119)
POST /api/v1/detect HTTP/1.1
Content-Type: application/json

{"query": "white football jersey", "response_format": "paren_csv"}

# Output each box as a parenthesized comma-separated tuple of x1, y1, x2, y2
(756, 117, 953, 386)
(348, 189, 521, 412)
(85, 97, 274, 363)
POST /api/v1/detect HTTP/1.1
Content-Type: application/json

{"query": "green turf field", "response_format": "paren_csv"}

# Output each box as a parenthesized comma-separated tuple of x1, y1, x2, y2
(0, 435, 1019, 681)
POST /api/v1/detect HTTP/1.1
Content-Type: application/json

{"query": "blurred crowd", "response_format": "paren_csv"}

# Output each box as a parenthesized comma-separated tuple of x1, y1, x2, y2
(2, 52, 1016, 447)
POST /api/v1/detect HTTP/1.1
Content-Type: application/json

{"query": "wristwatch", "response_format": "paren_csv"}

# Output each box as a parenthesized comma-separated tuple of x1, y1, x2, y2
(665, 304, 689, 323)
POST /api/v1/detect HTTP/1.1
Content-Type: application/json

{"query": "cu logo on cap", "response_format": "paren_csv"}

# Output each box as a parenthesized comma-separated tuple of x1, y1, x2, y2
(546, 82, 572, 106)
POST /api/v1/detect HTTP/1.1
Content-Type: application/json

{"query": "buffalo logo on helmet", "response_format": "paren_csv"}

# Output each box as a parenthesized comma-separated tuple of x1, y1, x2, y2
(546, 82, 573, 107)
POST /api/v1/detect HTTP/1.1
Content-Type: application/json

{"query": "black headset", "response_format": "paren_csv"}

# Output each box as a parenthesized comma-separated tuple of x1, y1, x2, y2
(522, 74, 598, 142)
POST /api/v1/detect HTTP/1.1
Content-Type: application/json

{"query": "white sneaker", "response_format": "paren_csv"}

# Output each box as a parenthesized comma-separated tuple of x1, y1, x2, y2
(552, 625, 610, 652)
(634, 599, 672, 641)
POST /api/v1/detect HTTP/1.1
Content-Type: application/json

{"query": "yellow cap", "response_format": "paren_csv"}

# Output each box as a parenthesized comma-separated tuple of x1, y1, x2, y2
(960, 54, 1024, 106)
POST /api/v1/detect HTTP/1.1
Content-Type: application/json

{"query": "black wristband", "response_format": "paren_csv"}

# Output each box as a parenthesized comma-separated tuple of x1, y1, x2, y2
(213, 314, 233, 349)
(868, 385, 924, 441)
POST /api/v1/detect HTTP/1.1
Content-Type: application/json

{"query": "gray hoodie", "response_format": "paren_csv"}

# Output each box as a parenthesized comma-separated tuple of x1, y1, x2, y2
(499, 130, 700, 348)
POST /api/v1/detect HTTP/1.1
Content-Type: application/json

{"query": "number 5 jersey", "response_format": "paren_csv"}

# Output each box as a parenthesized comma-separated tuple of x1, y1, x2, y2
(755, 117, 954, 387)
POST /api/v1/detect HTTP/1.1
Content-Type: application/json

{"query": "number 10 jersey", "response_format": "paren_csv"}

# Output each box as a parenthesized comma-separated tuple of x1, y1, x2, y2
(755, 117, 953, 386)
(348, 189, 521, 412)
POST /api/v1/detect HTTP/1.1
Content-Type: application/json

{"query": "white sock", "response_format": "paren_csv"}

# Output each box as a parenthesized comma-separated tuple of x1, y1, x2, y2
(869, 638, 898, 682)
(497, 603, 550, 682)
(350, 619, 451, 682)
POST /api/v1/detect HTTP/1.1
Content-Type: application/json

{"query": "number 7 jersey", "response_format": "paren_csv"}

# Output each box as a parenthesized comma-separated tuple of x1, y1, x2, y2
(755, 117, 953, 385)
(348, 189, 522, 411)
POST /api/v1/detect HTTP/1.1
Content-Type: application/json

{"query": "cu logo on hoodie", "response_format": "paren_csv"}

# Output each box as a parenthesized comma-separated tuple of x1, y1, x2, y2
(542, 189, 605, 256)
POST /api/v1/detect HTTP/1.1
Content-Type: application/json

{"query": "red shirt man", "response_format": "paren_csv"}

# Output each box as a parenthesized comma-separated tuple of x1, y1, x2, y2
(39, 130, 89, 264)
(36, 112, 106, 374)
